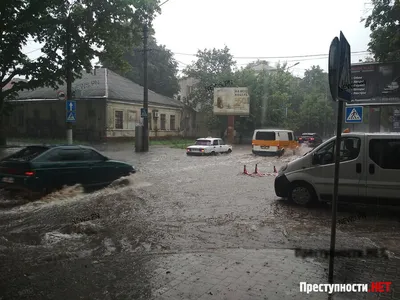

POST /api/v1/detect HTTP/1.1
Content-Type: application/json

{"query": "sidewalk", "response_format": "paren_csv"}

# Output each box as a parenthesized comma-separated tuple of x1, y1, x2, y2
(148, 249, 400, 300)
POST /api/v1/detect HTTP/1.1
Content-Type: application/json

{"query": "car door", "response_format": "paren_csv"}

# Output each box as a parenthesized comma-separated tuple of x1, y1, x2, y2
(310, 136, 365, 200)
(217, 139, 226, 152)
(82, 149, 115, 185)
(365, 137, 400, 201)
(55, 149, 88, 186)
(212, 139, 220, 153)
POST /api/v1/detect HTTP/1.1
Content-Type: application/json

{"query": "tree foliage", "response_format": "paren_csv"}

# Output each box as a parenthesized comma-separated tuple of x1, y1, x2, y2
(102, 36, 179, 97)
(364, 0, 400, 62)
(183, 46, 236, 129)
(183, 46, 335, 136)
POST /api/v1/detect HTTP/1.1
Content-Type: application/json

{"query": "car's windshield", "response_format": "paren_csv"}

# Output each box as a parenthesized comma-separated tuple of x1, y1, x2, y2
(195, 140, 211, 146)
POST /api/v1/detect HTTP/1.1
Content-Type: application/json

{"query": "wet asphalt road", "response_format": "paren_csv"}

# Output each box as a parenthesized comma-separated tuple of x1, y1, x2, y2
(0, 144, 399, 299)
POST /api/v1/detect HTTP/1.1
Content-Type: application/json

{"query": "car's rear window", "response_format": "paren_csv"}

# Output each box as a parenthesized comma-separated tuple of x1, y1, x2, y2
(255, 131, 276, 141)
(4, 146, 50, 161)
(195, 140, 211, 146)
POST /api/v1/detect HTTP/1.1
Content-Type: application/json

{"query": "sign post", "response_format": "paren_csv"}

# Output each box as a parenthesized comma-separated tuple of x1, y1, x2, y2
(66, 100, 76, 144)
(327, 31, 352, 284)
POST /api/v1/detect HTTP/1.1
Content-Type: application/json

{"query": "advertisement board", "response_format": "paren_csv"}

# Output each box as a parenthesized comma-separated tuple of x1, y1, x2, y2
(349, 62, 400, 106)
(213, 87, 250, 116)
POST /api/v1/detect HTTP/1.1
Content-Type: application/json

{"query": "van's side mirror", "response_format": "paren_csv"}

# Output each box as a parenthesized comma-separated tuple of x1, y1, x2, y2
(312, 153, 319, 165)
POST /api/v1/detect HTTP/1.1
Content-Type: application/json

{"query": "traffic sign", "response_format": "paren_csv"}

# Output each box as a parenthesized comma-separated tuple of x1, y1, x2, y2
(57, 90, 66, 101)
(338, 31, 352, 102)
(66, 100, 76, 111)
(141, 108, 148, 118)
(345, 106, 363, 123)
(66, 111, 76, 122)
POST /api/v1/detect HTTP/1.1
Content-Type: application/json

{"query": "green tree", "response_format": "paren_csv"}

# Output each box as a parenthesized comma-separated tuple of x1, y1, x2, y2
(0, 0, 160, 145)
(102, 36, 179, 97)
(363, 0, 400, 62)
(183, 46, 236, 129)
(298, 65, 335, 136)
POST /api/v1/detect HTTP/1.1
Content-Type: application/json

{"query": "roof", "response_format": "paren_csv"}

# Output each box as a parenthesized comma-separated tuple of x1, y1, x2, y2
(12, 68, 183, 108)
(197, 137, 220, 140)
(254, 129, 293, 132)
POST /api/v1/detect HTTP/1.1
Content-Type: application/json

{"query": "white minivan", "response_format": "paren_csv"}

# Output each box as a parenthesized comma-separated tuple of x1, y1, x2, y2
(274, 132, 400, 206)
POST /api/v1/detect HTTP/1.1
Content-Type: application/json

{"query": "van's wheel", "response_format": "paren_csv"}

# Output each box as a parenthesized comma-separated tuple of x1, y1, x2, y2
(227, 149, 232, 154)
(288, 182, 317, 206)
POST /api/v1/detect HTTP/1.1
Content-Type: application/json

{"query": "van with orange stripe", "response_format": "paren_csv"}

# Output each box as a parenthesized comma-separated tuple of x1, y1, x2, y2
(252, 129, 299, 156)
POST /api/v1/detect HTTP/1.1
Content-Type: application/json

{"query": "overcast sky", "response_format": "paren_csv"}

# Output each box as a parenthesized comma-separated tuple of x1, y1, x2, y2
(24, 0, 373, 78)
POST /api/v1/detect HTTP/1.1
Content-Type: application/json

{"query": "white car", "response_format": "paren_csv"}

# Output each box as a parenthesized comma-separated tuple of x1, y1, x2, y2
(186, 137, 232, 156)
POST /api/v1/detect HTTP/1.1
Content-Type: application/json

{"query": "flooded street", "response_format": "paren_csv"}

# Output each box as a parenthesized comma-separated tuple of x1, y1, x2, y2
(0, 145, 399, 300)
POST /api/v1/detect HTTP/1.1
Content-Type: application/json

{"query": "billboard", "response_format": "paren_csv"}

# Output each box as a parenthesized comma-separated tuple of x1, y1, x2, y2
(213, 87, 250, 115)
(349, 62, 400, 106)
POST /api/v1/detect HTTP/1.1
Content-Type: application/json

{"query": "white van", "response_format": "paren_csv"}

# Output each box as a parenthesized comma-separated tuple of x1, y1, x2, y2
(274, 132, 400, 206)
(252, 129, 298, 156)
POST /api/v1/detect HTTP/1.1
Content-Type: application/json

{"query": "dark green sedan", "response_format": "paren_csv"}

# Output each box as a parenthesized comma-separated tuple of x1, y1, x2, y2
(0, 145, 136, 198)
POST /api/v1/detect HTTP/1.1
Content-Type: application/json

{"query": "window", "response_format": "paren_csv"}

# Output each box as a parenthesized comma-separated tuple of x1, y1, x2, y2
(288, 132, 293, 141)
(46, 149, 85, 162)
(255, 131, 276, 141)
(6, 146, 49, 161)
(219, 139, 225, 145)
(195, 140, 211, 146)
(212, 140, 219, 146)
(314, 137, 361, 165)
(170, 115, 176, 130)
(369, 139, 400, 169)
(127, 111, 136, 130)
(115, 111, 123, 129)
(160, 114, 166, 130)
(82, 149, 104, 161)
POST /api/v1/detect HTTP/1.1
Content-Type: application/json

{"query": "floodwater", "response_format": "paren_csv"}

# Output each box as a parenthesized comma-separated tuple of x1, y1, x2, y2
(0, 144, 399, 299)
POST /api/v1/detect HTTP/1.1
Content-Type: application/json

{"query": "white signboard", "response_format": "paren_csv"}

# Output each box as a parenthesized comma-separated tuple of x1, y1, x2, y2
(213, 87, 250, 116)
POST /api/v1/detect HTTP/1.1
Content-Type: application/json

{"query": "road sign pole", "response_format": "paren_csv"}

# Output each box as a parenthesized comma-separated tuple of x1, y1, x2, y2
(66, 14, 73, 145)
(328, 99, 344, 284)
(142, 22, 149, 152)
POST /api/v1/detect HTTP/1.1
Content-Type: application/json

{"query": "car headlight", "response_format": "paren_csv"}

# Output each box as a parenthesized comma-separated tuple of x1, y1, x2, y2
(279, 164, 288, 173)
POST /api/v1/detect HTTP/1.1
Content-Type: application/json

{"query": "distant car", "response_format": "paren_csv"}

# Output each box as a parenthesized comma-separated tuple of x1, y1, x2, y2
(186, 137, 232, 156)
(298, 133, 323, 148)
(0, 145, 136, 199)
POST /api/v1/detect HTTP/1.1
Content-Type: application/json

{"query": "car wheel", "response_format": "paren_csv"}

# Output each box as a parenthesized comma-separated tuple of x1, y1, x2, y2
(227, 149, 232, 154)
(288, 182, 317, 206)
(211, 151, 216, 156)
(278, 149, 285, 157)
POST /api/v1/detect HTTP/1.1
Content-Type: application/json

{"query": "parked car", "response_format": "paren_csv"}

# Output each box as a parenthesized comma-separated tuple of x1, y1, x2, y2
(0, 145, 136, 199)
(298, 133, 323, 148)
(186, 137, 232, 156)
(274, 132, 400, 207)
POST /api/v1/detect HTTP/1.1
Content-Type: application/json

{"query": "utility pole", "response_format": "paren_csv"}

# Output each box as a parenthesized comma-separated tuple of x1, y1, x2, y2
(142, 22, 149, 151)
(66, 13, 73, 145)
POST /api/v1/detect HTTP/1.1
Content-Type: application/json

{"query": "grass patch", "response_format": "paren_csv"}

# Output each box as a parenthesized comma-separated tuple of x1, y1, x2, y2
(150, 139, 193, 149)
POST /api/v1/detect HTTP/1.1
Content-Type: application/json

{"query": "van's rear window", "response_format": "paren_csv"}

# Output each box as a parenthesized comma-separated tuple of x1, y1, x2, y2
(255, 132, 276, 140)
(5, 146, 50, 161)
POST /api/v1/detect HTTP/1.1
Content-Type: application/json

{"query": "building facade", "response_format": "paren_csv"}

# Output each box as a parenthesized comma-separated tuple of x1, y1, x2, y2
(6, 68, 198, 141)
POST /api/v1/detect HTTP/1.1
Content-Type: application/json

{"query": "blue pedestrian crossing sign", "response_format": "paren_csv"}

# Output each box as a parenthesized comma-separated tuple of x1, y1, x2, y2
(141, 108, 148, 118)
(66, 111, 76, 122)
(345, 106, 363, 123)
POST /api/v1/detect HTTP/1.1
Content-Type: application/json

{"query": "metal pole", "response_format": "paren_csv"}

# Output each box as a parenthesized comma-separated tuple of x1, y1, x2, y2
(142, 22, 149, 151)
(328, 99, 344, 284)
(66, 14, 73, 145)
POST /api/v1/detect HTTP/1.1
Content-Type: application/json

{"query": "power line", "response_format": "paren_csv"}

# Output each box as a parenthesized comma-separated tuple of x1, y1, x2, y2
(172, 50, 370, 60)
(159, 0, 171, 7)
